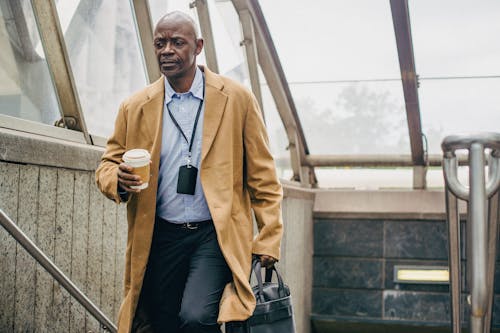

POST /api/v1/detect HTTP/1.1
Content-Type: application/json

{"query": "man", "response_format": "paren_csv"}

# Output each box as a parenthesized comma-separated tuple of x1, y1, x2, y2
(95, 11, 283, 333)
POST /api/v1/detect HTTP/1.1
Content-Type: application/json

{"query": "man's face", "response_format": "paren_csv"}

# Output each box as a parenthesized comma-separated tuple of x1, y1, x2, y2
(153, 19, 203, 79)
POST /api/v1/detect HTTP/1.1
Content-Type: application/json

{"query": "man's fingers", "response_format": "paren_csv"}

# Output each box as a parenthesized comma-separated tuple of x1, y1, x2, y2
(118, 163, 142, 192)
(118, 176, 142, 193)
(259, 255, 277, 268)
(118, 163, 142, 181)
(118, 170, 140, 181)
(118, 163, 134, 172)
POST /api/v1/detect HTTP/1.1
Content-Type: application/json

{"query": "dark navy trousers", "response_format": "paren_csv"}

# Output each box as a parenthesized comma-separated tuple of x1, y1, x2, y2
(137, 219, 232, 333)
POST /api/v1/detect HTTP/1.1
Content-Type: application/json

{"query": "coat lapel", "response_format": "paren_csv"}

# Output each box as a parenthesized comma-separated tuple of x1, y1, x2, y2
(201, 66, 228, 162)
(140, 77, 165, 145)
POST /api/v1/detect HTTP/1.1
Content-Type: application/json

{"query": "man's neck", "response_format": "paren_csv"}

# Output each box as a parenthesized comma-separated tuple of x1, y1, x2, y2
(167, 67, 197, 93)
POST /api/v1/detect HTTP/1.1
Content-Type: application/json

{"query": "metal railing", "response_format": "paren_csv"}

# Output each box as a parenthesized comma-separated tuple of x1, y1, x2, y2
(0, 208, 117, 333)
(442, 132, 500, 333)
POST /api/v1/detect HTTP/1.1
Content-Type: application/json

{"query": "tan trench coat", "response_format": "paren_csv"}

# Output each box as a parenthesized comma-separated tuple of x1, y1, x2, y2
(95, 66, 283, 333)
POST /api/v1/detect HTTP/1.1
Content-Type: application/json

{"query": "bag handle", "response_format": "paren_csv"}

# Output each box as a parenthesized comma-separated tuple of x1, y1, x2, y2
(265, 267, 273, 283)
(251, 256, 280, 280)
(252, 258, 287, 302)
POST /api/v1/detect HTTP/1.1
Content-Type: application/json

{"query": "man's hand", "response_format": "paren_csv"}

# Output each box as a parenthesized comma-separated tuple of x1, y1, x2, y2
(117, 163, 142, 193)
(258, 255, 277, 269)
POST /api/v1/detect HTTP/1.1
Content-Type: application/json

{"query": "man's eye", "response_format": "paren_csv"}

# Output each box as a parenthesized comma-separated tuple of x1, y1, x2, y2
(174, 40, 184, 47)
(154, 41, 164, 49)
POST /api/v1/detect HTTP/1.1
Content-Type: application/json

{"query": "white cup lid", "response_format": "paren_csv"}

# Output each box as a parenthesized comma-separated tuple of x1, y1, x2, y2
(123, 149, 150, 162)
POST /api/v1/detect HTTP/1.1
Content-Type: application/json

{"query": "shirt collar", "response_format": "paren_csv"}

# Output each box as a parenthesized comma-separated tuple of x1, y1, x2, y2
(164, 67, 204, 104)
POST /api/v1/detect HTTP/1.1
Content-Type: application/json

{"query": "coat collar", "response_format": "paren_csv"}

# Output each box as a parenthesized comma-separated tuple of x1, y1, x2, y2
(139, 65, 228, 162)
(141, 76, 165, 145)
(199, 65, 228, 162)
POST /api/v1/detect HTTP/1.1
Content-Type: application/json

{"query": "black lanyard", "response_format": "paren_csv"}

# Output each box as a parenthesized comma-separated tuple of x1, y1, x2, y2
(166, 82, 205, 161)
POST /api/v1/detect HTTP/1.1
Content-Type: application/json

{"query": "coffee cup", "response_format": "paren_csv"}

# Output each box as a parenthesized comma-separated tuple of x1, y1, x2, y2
(123, 149, 151, 190)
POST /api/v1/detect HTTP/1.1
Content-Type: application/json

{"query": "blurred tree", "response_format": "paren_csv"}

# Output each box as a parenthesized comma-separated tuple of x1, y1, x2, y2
(290, 84, 411, 155)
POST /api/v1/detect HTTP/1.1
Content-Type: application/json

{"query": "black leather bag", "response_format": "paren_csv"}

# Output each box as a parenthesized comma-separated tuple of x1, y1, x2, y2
(226, 259, 296, 333)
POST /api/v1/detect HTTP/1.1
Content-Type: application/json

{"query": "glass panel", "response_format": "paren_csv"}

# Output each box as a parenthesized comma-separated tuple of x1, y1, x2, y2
(261, 66, 292, 180)
(419, 78, 500, 154)
(148, 0, 207, 67)
(259, 0, 401, 81)
(259, 0, 408, 155)
(410, 1, 500, 155)
(409, 0, 500, 77)
(0, 1, 60, 124)
(291, 81, 409, 154)
(55, 0, 148, 138)
(210, 0, 250, 86)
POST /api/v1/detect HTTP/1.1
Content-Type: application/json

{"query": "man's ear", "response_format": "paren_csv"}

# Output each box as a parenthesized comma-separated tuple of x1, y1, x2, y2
(195, 38, 204, 55)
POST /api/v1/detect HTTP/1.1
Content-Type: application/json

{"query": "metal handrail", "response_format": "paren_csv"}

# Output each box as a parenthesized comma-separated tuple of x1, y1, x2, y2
(442, 133, 500, 333)
(0, 208, 117, 333)
(442, 132, 500, 152)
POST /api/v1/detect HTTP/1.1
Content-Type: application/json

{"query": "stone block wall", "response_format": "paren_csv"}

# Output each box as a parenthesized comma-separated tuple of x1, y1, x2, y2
(312, 217, 500, 331)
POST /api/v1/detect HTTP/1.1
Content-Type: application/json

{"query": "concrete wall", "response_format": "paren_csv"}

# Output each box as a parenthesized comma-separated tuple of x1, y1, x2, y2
(279, 186, 315, 333)
(0, 161, 127, 333)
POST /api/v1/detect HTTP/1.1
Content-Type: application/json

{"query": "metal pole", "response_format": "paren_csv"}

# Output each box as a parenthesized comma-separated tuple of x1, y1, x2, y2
(445, 186, 461, 333)
(191, 0, 219, 73)
(131, 0, 161, 83)
(305, 153, 470, 168)
(485, 192, 500, 331)
(468, 143, 488, 332)
(239, 9, 264, 117)
(0, 209, 117, 333)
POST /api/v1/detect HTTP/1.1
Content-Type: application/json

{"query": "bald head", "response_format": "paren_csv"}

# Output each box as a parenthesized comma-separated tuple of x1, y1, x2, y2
(153, 11, 204, 91)
(155, 11, 199, 40)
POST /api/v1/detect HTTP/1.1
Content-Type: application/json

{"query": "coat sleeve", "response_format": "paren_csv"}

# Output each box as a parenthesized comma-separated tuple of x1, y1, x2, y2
(95, 101, 129, 204)
(243, 94, 284, 260)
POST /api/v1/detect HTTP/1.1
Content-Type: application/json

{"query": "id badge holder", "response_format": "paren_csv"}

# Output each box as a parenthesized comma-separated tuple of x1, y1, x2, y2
(177, 165, 197, 195)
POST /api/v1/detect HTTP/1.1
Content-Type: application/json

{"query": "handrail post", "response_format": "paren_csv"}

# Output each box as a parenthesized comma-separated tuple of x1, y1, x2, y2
(442, 132, 500, 333)
(469, 143, 488, 332)
(445, 186, 461, 333)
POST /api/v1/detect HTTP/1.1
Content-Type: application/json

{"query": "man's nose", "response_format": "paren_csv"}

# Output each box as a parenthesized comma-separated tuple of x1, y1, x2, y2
(161, 42, 175, 55)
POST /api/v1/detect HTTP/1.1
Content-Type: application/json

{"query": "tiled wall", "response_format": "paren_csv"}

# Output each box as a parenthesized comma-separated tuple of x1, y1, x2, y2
(312, 218, 500, 330)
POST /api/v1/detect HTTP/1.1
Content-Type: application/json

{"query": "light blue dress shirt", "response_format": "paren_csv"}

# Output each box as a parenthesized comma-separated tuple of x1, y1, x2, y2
(156, 68, 212, 223)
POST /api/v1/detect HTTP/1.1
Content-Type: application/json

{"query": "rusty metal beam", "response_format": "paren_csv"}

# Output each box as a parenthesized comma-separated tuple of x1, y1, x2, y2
(31, 0, 91, 144)
(131, 0, 161, 83)
(191, 0, 219, 73)
(231, 0, 315, 186)
(239, 9, 264, 118)
(390, 0, 425, 166)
